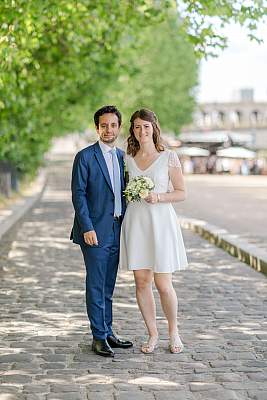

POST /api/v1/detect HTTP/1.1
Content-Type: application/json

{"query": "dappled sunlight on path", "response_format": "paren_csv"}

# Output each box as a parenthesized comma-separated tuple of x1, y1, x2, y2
(0, 157, 266, 400)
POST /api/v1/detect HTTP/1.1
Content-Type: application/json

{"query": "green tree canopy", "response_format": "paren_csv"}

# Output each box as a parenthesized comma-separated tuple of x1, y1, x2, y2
(177, 0, 267, 57)
(0, 0, 266, 175)
(0, 0, 167, 173)
(105, 12, 198, 134)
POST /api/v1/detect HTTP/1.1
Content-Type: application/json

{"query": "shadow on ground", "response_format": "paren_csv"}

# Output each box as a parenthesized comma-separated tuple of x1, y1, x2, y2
(0, 158, 266, 400)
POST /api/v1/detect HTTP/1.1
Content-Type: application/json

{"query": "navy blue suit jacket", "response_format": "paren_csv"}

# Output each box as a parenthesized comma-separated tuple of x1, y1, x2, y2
(70, 141, 126, 246)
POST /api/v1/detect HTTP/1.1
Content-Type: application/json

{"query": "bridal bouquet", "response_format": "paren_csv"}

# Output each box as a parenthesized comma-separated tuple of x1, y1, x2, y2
(124, 176, 155, 202)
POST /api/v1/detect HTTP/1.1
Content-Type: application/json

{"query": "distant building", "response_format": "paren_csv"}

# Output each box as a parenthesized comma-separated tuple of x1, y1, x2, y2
(239, 88, 254, 102)
(182, 89, 267, 150)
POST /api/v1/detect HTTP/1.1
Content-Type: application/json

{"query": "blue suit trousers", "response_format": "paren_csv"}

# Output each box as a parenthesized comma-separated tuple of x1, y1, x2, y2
(80, 220, 121, 340)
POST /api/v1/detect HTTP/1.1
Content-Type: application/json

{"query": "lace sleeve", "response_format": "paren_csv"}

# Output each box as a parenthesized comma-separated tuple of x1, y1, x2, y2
(168, 150, 182, 169)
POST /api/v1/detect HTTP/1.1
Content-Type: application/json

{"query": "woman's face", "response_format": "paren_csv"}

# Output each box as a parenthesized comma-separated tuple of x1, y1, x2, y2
(133, 118, 154, 145)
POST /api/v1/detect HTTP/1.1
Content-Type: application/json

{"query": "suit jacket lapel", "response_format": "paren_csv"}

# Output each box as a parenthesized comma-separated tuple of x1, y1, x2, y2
(94, 142, 113, 192)
(117, 149, 125, 191)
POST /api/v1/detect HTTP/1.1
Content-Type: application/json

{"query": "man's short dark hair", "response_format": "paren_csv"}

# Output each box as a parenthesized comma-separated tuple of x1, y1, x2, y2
(94, 105, 122, 127)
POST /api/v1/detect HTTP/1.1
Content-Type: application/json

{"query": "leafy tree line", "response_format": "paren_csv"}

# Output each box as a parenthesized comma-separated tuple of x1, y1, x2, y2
(107, 12, 198, 134)
(0, 0, 165, 175)
(0, 0, 266, 177)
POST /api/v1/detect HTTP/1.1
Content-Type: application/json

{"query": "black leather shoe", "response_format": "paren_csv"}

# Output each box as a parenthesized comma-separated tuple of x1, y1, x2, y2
(107, 334, 133, 349)
(92, 338, 114, 357)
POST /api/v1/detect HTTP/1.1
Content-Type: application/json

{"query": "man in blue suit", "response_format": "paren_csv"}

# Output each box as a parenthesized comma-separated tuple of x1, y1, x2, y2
(71, 105, 133, 357)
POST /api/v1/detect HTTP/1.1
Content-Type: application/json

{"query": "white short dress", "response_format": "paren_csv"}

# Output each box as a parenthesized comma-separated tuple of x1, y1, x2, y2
(119, 149, 188, 273)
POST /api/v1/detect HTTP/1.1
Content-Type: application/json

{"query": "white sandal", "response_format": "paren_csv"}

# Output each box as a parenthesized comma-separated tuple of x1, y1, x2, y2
(141, 336, 158, 354)
(169, 333, 184, 354)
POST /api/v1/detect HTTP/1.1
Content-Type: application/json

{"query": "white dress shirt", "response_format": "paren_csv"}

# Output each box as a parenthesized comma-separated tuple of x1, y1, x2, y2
(98, 140, 120, 191)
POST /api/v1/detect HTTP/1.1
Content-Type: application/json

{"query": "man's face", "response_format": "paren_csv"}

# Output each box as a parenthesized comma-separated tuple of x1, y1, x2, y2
(96, 113, 120, 145)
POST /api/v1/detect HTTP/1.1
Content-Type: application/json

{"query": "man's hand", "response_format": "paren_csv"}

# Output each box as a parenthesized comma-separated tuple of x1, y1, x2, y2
(83, 230, 98, 246)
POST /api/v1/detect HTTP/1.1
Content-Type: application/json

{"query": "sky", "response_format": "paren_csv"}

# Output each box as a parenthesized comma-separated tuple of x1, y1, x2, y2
(198, 23, 267, 103)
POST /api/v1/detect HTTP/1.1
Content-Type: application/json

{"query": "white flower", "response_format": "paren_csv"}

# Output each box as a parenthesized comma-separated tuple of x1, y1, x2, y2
(139, 189, 149, 199)
(143, 176, 154, 187)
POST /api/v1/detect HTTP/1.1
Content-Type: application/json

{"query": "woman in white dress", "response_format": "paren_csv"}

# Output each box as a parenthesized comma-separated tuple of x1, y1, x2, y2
(120, 109, 188, 354)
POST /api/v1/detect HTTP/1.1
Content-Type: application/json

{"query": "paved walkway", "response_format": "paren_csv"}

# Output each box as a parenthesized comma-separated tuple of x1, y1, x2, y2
(175, 174, 267, 249)
(0, 156, 267, 400)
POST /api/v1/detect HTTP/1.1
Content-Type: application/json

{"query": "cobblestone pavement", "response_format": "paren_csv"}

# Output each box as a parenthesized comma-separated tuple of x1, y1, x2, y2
(0, 157, 267, 400)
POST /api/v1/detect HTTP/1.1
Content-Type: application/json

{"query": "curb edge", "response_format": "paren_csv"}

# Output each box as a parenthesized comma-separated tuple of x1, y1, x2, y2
(0, 169, 47, 241)
(180, 216, 267, 277)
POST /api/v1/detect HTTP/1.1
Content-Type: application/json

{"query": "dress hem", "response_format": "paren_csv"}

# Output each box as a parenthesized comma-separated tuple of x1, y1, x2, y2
(119, 265, 188, 273)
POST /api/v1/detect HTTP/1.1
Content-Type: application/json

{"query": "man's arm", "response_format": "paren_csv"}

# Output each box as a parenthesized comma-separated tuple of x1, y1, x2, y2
(71, 151, 94, 234)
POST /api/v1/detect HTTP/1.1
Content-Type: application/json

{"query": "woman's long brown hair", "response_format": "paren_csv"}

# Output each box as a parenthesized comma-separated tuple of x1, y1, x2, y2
(127, 109, 165, 157)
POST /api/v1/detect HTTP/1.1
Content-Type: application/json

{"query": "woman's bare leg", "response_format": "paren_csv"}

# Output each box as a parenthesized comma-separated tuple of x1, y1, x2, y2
(154, 273, 178, 335)
(134, 269, 158, 352)
(154, 273, 183, 353)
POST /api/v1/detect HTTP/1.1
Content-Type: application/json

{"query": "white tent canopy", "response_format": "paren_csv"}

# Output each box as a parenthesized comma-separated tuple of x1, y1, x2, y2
(179, 131, 229, 143)
(216, 147, 256, 159)
(176, 147, 210, 157)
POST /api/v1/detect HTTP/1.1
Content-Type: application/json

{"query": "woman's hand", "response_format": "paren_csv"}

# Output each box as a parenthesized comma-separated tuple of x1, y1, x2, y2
(144, 192, 159, 204)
